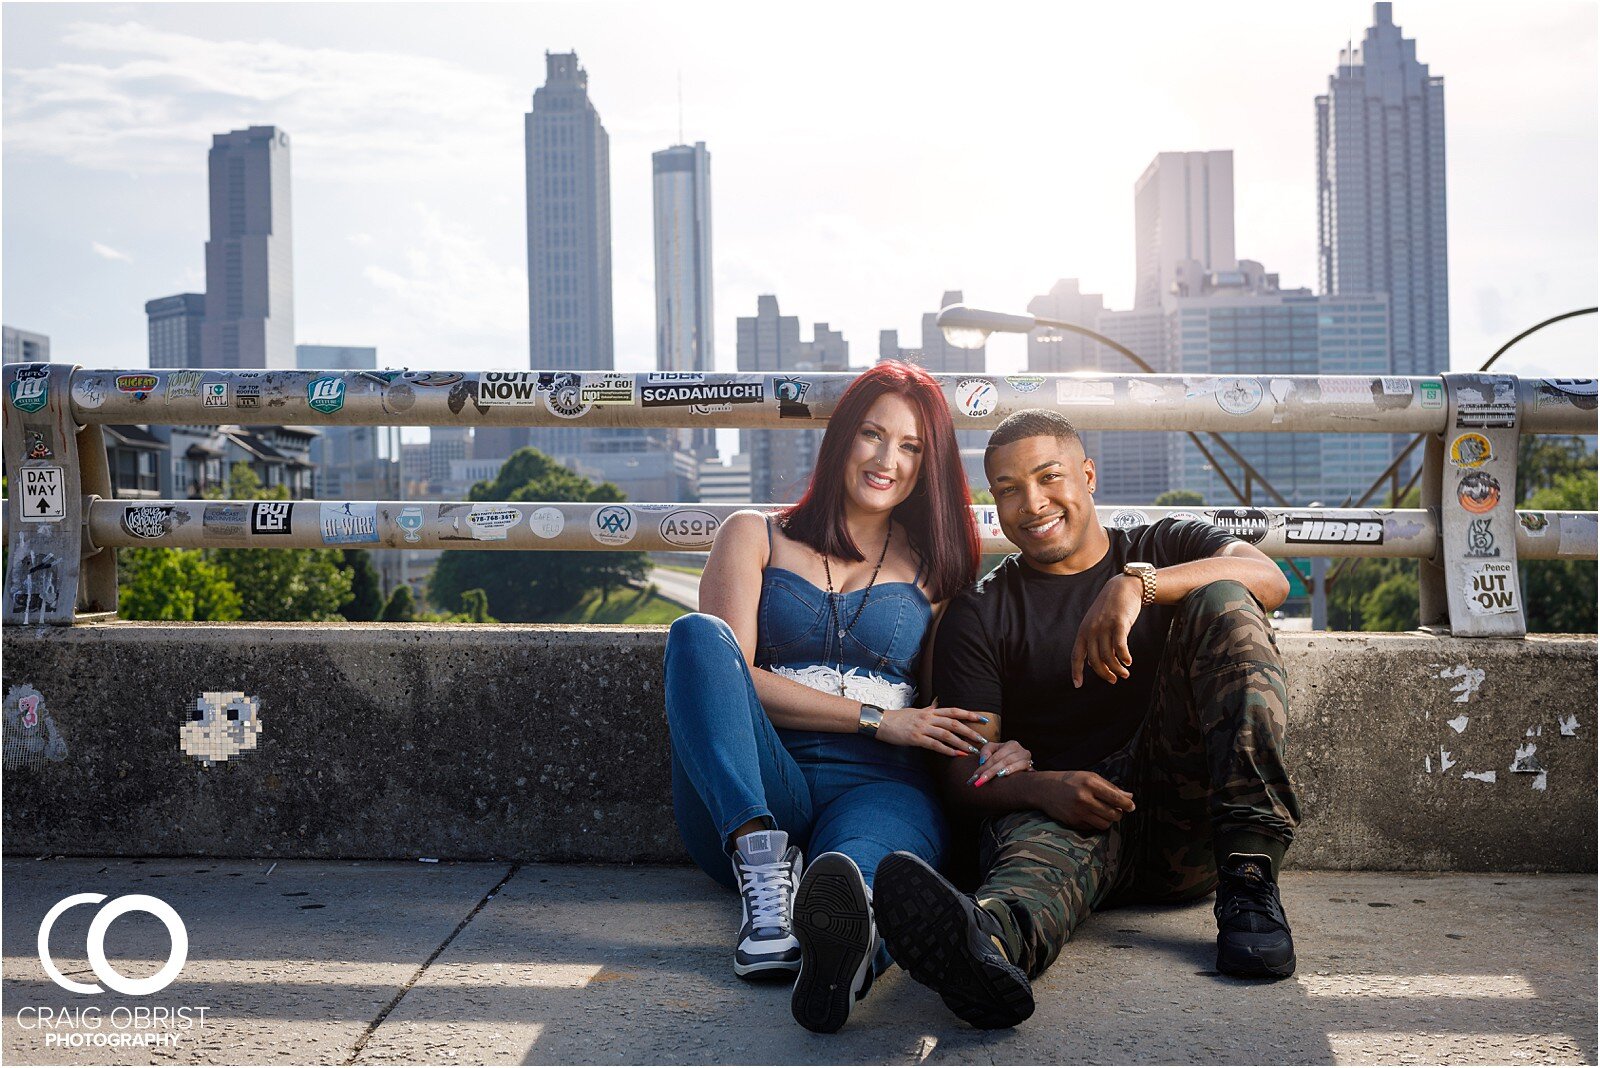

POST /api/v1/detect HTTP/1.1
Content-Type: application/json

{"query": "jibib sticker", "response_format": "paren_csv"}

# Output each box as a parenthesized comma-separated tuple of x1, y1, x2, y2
(592, 505, 636, 546)
(1284, 518, 1383, 545)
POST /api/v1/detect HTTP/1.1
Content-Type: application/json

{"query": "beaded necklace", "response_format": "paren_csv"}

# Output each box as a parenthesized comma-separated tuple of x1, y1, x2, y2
(820, 524, 893, 696)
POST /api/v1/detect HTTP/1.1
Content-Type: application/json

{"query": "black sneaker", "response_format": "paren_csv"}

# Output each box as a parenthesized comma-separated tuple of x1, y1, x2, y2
(791, 851, 876, 1034)
(875, 851, 1035, 1030)
(730, 830, 803, 978)
(1214, 853, 1296, 979)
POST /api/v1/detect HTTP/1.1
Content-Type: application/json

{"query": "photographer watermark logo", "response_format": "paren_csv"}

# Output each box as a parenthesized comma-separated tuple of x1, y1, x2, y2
(39, 893, 187, 995)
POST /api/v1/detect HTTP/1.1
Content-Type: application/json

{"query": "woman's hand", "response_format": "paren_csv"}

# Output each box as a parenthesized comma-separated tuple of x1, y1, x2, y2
(967, 739, 1035, 788)
(876, 704, 992, 757)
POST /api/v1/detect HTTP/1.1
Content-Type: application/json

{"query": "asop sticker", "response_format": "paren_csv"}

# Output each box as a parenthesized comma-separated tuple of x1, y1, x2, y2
(659, 509, 721, 548)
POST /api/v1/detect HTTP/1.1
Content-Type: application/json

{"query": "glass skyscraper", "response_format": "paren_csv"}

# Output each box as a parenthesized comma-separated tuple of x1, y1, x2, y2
(199, 127, 295, 369)
(1317, 2, 1448, 376)
(653, 141, 715, 460)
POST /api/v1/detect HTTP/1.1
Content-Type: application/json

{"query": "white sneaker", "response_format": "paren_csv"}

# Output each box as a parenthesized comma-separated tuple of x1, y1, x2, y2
(730, 829, 803, 978)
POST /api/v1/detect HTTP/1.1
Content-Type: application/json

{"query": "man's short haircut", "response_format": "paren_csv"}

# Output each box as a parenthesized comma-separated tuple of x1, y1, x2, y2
(985, 408, 1083, 459)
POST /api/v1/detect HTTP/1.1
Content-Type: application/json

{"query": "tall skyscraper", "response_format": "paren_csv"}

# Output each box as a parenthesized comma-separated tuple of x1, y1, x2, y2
(1317, 2, 1448, 375)
(505, 51, 617, 465)
(2, 325, 50, 365)
(653, 141, 715, 459)
(738, 295, 848, 503)
(1134, 151, 1236, 309)
(199, 126, 295, 369)
(146, 294, 205, 368)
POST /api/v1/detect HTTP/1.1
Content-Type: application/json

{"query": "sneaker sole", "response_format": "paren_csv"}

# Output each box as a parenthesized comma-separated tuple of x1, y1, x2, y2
(734, 956, 801, 979)
(1217, 941, 1297, 979)
(791, 855, 873, 1034)
(876, 853, 1035, 1030)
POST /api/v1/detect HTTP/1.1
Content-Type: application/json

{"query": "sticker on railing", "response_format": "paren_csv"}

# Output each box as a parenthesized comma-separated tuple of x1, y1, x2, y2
(202, 505, 248, 538)
(1208, 507, 1269, 545)
(1418, 381, 1444, 409)
(529, 507, 564, 539)
(1106, 509, 1148, 531)
(592, 505, 636, 546)
(1454, 380, 1516, 429)
(1456, 471, 1501, 513)
(307, 376, 345, 414)
(1464, 518, 1500, 559)
(203, 382, 230, 408)
(1518, 512, 1550, 537)
(320, 503, 378, 545)
(3, 685, 68, 770)
(398, 506, 425, 542)
(251, 502, 293, 535)
(1055, 379, 1114, 406)
(539, 372, 589, 418)
(580, 373, 636, 406)
(10, 373, 48, 413)
(181, 692, 262, 766)
(122, 505, 186, 540)
(660, 509, 721, 548)
(642, 378, 763, 408)
(21, 467, 64, 523)
(1462, 561, 1518, 615)
(467, 506, 520, 541)
(775, 376, 812, 418)
(166, 371, 203, 403)
(116, 374, 157, 396)
(1284, 517, 1383, 545)
(1448, 433, 1493, 468)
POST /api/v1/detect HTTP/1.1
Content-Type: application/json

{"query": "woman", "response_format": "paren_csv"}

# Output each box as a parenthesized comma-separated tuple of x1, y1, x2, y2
(663, 360, 1033, 1033)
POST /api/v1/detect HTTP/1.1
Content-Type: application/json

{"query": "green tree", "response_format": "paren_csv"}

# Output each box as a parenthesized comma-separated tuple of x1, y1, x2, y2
(202, 464, 351, 621)
(458, 588, 492, 623)
(339, 550, 385, 622)
(118, 547, 242, 621)
(1155, 489, 1206, 507)
(429, 448, 647, 621)
(380, 584, 417, 622)
(1521, 464, 1597, 633)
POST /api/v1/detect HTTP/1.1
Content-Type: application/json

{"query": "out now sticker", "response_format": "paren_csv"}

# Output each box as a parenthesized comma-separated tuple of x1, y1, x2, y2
(21, 466, 64, 522)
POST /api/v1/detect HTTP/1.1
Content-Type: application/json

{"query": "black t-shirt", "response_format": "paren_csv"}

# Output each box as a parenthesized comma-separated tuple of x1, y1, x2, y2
(932, 519, 1239, 773)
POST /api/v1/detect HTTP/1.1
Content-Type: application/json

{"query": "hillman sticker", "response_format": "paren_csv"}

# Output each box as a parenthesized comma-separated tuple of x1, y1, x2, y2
(659, 509, 721, 548)
(467, 506, 520, 541)
(580, 374, 636, 406)
(116, 374, 158, 394)
(529, 507, 565, 539)
(203, 382, 230, 408)
(641, 381, 763, 407)
(308, 377, 346, 414)
(1106, 509, 1148, 531)
(1462, 561, 1518, 616)
(592, 505, 636, 546)
(251, 501, 293, 534)
(10, 376, 47, 413)
(202, 504, 248, 537)
(955, 378, 998, 418)
(122, 505, 180, 540)
(1208, 507, 1269, 545)
(20, 466, 64, 522)
(320, 503, 379, 545)
(1449, 433, 1493, 468)
(540, 372, 590, 418)
(166, 370, 203, 403)
(1284, 518, 1383, 544)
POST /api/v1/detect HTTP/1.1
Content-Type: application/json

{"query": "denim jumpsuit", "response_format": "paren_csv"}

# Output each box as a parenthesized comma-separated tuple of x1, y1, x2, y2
(663, 521, 949, 913)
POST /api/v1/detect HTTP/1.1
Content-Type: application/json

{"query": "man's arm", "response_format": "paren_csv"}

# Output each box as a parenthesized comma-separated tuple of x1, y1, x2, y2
(940, 755, 1136, 831)
(1072, 539, 1288, 687)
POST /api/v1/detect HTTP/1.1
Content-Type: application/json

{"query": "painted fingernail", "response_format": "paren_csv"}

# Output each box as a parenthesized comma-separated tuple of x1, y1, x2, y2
(965, 773, 979, 786)
(967, 745, 981, 756)
(997, 768, 1010, 778)
(978, 753, 988, 765)
(979, 716, 991, 724)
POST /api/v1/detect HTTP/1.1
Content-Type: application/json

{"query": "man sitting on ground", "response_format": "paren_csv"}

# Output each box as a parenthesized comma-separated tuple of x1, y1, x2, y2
(874, 409, 1302, 1029)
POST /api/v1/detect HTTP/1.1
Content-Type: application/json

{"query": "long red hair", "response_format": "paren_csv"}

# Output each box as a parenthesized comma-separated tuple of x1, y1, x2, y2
(779, 361, 979, 603)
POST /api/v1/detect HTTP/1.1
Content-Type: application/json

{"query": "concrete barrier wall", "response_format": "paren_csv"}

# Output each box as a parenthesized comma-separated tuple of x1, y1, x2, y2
(2, 624, 1594, 871)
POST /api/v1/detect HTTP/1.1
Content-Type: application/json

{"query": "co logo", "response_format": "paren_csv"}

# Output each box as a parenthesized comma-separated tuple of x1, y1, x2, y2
(38, 894, 188, 995)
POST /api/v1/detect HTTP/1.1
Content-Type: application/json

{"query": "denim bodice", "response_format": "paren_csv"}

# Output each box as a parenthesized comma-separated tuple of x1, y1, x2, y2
(755, 566, 932, 709)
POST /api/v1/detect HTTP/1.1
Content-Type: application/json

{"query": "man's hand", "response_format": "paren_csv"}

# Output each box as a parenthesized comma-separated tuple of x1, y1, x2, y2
(1035, 770, 1136, 831)
(1071, 574, 1144, 687)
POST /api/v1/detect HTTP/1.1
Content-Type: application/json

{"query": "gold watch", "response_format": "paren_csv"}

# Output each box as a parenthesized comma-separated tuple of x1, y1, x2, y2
(1123, 562, 1157, 606)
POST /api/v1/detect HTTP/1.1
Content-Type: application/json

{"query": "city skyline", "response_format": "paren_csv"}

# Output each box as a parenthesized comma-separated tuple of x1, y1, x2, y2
(2, 2, 1593, 400)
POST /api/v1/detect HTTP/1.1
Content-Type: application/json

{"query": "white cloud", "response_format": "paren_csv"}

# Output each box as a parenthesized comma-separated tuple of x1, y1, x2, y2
(3, 20, 523, 182)
(90, 241, 132, 262)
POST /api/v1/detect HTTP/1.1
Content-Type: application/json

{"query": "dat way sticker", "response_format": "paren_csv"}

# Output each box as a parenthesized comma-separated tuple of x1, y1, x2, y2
(1462, 561, 1518, 615)
(21, 467, 64, 522)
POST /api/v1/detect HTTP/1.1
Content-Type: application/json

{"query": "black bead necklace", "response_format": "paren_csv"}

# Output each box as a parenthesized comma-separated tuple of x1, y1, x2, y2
(821, 524, 892, 695)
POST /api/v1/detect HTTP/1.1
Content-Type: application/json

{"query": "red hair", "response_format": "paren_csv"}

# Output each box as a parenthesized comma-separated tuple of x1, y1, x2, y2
(779, 360, 979, 603)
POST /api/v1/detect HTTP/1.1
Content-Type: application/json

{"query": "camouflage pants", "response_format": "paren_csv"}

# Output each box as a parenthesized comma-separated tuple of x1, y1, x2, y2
(974, 579, 1301, 979)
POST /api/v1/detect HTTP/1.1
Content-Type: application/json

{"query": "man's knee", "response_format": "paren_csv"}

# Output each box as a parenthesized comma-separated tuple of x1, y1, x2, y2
(1180, 579, 1266, 626)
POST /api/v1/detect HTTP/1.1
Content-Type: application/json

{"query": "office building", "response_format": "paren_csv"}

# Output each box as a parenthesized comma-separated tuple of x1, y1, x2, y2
(2, 326, 50, 365)
(653, 141, 715, 460)
(1134, 151, 1237, 309)
(699, 454, 752, 505)
(200, 126, 295, 368)
(146, 294, 205, 368)
(1317, 2, 1448, 376)
(505, 50, 615, 465)
(738, 295, 849, 503)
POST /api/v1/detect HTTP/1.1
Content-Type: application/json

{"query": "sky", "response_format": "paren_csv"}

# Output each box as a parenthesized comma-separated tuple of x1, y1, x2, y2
(3, 1, 1596, 449)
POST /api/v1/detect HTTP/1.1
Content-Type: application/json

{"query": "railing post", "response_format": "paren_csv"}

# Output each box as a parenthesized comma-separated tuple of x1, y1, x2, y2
(1418, 433, 1448, 629)
(3, 364, 112, 624)
(1434, 373, 1526, 636)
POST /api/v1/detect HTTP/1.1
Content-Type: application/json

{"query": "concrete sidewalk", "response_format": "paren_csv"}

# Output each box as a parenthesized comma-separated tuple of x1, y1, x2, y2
(2, 858, 1593, 1066)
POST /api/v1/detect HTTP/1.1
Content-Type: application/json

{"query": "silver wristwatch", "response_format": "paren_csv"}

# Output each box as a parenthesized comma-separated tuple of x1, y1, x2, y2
(857, 703, 885, 738)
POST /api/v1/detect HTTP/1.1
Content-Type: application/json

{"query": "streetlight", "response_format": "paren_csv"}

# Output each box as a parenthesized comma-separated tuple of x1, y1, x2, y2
(937, 304, 1157, 374)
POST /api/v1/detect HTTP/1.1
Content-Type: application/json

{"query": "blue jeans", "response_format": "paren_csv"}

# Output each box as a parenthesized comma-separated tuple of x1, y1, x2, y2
(664, 614, 948, 969)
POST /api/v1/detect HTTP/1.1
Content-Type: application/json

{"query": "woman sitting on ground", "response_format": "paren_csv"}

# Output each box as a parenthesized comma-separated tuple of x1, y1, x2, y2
(663, 360, 1032, 1033)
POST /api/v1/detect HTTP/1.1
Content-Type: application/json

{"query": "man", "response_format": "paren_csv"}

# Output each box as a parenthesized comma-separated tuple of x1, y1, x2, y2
(874, 409, 1302, 1029)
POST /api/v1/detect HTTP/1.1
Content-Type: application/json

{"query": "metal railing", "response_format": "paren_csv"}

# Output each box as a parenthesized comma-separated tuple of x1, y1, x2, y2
(4, 365, 1596, 635)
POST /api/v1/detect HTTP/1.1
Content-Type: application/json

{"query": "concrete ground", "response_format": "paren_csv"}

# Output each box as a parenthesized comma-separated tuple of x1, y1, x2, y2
(2, 858, 1593, 1066)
